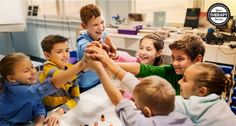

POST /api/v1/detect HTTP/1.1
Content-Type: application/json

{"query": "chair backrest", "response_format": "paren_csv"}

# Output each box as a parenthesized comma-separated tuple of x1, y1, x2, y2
(218, 65, 233, 74)
(69, 50, 78, 64)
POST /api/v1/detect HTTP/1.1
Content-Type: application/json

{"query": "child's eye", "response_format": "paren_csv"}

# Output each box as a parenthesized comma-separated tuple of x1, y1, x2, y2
(56, 51, 63, 53)
(93, 24, 99, 26)
(147, 48, 152, 51)
(176, 58, 184, 61)
(24, 69, 30, 73)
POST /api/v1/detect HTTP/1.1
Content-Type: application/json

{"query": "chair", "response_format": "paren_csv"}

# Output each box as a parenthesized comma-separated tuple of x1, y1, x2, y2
(69, 50, 78, 64)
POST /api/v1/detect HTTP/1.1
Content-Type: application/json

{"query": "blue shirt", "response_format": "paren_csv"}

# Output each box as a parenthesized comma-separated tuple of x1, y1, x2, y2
(77, 31, 107, 90)
(0, 79, 57, 126)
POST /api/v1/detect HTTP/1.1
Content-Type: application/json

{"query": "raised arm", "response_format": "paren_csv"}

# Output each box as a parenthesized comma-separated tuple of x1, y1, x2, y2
(86, 58, 123, 105)
(117, 62, 140, 75)
(50, 59, 85, 88)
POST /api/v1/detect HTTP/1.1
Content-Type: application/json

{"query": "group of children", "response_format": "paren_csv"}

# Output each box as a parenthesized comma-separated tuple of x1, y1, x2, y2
(0, 3, 236, 126)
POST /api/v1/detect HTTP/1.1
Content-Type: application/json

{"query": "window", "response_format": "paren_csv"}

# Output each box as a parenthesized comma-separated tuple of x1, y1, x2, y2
(134, 0, 194, 26)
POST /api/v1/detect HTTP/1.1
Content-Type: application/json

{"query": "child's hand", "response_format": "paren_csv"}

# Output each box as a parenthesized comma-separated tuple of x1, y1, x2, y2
(44, 112, 61, 126)
(85, 55, 103, 72)
(87, 41, 103, 49)
(35, 123, 43, 126)
(104, 37, 118, 60)
(85, 46, 110, 64)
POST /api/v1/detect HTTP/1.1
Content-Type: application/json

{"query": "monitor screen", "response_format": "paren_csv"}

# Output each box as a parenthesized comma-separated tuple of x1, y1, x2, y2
(216, 16, 235, 33)
(184, 8, 201, 28)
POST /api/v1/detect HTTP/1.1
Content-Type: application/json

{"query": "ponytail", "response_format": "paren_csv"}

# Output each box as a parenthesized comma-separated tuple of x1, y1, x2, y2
(193, 63, 226, 96)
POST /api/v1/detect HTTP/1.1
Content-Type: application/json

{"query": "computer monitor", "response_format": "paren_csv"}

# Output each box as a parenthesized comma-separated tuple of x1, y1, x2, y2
(184, 8, 201, 28)
(216, 16, 235, 33)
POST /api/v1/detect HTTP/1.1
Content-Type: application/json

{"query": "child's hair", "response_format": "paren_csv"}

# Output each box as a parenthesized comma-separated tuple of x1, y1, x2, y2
(133, 76, 176, 115)
(140, 33, 164, 66)
(80, 4, 101, 24)
(169, 34, 205, 61)
(41, 35, 68, 53)
(191, 63, 227, 95)
(0, 53, 29, 80)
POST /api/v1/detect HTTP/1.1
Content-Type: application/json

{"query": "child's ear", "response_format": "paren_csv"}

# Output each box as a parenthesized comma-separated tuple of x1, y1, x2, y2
(156, 50, 162, 57)
(6, 75, 17, 83)
(44, 52, 50, 60)
(199, 86, 208, 96)
(194, 54, 203, 62)
(143, 106, 152, 117)
(81, 23, 87, 29)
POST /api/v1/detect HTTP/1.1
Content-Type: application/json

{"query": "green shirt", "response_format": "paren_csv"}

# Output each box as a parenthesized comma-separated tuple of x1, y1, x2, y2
(136, 64, 182, 95)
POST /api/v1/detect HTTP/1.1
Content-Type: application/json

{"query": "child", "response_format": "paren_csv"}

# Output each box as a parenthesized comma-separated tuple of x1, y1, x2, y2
(39, 35, 84, 123)
(175, 63, 236, 125)
(115, 33, 164, 66)
(0, 53, 85, 126)
(84, 55, 194, 126)
(85, 47, 236, 126)
(77, 4, 117, 92)
(116, 34, 205, 95)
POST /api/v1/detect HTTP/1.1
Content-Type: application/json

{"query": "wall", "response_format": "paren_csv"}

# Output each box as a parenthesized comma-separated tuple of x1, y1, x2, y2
(203, 0, 236, 15)
(0, 33, 15, 55)
(134, 0, 194, 26)
(1, 0, 235, 58)
(11, 17, 80, 58)
(0, 0, 131, 58)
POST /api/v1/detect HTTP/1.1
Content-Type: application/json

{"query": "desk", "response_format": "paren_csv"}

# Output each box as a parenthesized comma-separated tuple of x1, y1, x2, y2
(60, 84, 123, 126)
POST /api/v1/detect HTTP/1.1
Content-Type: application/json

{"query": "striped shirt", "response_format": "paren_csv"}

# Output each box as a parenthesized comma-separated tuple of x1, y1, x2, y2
(39, 61, 80, 112)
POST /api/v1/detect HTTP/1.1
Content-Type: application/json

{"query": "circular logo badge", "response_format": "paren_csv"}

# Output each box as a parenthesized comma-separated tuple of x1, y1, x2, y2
(207, 3, 231, 26)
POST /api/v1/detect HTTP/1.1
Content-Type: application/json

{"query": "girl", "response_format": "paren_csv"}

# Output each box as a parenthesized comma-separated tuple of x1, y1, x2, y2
(85, 46, 236, 126)
(175, 63, 236, 126)
(0, 53, 85, 126)
(114, 33, 164, 66)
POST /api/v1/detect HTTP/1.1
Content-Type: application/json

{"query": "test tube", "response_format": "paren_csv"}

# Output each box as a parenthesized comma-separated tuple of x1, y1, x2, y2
(101, 114, 105, 122)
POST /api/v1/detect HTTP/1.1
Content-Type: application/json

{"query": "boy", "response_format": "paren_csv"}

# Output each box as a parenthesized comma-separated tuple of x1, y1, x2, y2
(40, 35, 85, 123)
(85, 55, 194, 126)
(77, 4, 116, 92)
(88, 34, 205, 95)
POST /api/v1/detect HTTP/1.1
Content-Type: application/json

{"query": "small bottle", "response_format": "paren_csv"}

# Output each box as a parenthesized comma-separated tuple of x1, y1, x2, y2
(101, 114, 105, 122)
(94, 121, 98, 126)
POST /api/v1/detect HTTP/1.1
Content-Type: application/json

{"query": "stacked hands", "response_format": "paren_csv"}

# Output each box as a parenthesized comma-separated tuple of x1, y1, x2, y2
(85, 41, 110, 64)
(85, 37, 118, 63)
(86, 37, 118, 60)
(85, 40, 134, 100)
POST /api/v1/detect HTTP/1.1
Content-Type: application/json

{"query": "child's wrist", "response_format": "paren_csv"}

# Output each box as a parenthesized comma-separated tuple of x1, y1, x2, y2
(112, 52, 119, 60)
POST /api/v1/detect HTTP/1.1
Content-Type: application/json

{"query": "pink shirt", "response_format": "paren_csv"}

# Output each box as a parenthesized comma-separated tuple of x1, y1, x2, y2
(115, 51, 140, 63)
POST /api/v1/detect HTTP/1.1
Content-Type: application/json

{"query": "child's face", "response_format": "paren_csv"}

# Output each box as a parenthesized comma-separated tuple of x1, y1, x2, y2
(178, 66, 199, 98)
(136, 38, 160, 65)
(84, 16, 105, 41)
(45, 42, 70, 69)
(9, 58, 37, 84)
(171, 49, 196, 74)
